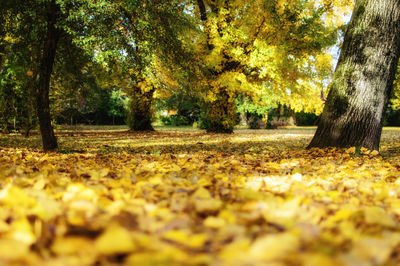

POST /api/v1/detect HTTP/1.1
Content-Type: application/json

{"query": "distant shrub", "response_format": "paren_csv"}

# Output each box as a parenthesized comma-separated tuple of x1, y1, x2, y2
(385, 109, 400, 126)
(295, 112, 318, 126)
(160, 114, 190, 126)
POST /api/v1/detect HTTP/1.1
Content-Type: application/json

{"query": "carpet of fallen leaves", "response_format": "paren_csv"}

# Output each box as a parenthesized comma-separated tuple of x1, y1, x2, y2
(1, 128, 400, 265)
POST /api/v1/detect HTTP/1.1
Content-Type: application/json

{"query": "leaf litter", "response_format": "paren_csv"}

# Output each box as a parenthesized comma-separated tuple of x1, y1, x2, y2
(0, 128, 400, 265)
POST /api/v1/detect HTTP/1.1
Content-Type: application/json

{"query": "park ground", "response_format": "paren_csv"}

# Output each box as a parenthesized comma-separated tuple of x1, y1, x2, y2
(0, 127, 400, 265)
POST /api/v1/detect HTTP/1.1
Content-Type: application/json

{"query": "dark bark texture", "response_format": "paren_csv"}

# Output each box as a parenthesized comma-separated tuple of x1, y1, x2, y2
(205, 88, 236, 133)
(36, 0, 60, 151)
(127, 87, 155, 131)
(308, 0, 400, 150)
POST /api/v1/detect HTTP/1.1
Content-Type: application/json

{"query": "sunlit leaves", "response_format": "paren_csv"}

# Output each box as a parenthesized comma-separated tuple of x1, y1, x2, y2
(190, 0, 353, 117)
(0, 129, 400, 264)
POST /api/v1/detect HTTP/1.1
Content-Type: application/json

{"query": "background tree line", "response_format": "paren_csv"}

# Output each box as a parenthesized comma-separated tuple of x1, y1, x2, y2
(0, 0, 399, 151)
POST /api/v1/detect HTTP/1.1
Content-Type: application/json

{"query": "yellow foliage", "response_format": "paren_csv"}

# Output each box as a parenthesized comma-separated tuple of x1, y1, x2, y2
(190, 0, 354, 115)
(95, 223, 136, 255)
(249, 232, 300, 261)
(0, 127, 399, 264)
(0, 239, 31, 261)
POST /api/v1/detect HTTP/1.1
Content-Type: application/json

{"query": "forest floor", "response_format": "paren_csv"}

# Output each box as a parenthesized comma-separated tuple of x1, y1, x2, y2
(1, 127, 400, 265)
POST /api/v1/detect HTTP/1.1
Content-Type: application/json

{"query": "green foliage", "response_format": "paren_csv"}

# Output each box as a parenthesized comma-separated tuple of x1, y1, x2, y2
(160, 115, 189, 127)
(352, 145, 362, 157)
(50, 37, 126, 125)
(0, 55, 37, 134)
(236, 96, 275, 117)
(384, 108, 400, 127)
(108, 90, 126, 120)
(0, 0, 353, 146)
(390, 61, 400, 110)
(236, 95, 276, 129)
(156, 91, 202, 126)
(54, 87, 126, 125)
(295, 111, 319, 126)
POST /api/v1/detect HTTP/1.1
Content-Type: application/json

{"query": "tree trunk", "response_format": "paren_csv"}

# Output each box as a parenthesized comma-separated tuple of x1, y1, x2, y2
(127, 86, 155, 131)
(24, 126, 31, 138)
(205, 88, 236, 133)
(23, 108, 33, 138)
(2, 124, 9, 134)
(308, 0, 400, 150)
(196, 0, 237, 133)
(35, 0, 60, 151)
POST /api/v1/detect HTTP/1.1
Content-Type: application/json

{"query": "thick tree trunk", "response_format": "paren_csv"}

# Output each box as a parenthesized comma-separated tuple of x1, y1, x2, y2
(205, 88, 236, 133)
(308, 0, 400, 150)
(127, 86, 155, 131)
(36, 0, 60, 151)
(196, 0, 237, 133)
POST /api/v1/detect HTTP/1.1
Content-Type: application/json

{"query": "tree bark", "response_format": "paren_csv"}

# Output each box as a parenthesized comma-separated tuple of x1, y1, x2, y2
(127, 86, 155, 131)
(205, 88, 236, 133)
(36, 0, 60, 151)
(308, 0, 400, 150)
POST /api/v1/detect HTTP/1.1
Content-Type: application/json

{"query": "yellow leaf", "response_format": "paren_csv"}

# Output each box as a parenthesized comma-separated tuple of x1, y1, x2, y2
(194, 198, 222, 213)
(125, 247, 188, 265)
(348, 237, 395, 265)
(345, 147, 356, 154)
(204, 216, 226, 229)
(95, 224, 136, 255)
(0, 185, 37, 208)
(191, 187, 222, 213)
(198, 177, 212, 187)
(363, 206, 396, 227)
(249, 233, 300, 261)
(162, 230, 207, 249)
(51, 237, 94, 255)
(370, 150, 380, 156)
(262, 198, 300, 227)
(219, 238, 251, 261)
(0, 239, 30, 260)
(192, 187, 212, 199)
(245, 177, 264, 191)
(303, 253, 338, 266)
(331, 208, 356, 222)
(7, 218, 36, 245)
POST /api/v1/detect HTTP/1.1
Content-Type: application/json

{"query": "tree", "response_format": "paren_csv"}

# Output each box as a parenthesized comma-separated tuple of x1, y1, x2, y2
(49, 34, 126, 126)
(308, 0, 400, 150)
(0, 1, 43, 136)
(0, 60, 37, 136)
(117, 0, 194, 131)
(0, 1, 44, 136)
(35, 0, 61, 151)
(193, 0, 352, 133)
(126, 75, 156, 131)
(1, 0, 73, 150)
(1, 0, 128, 150)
